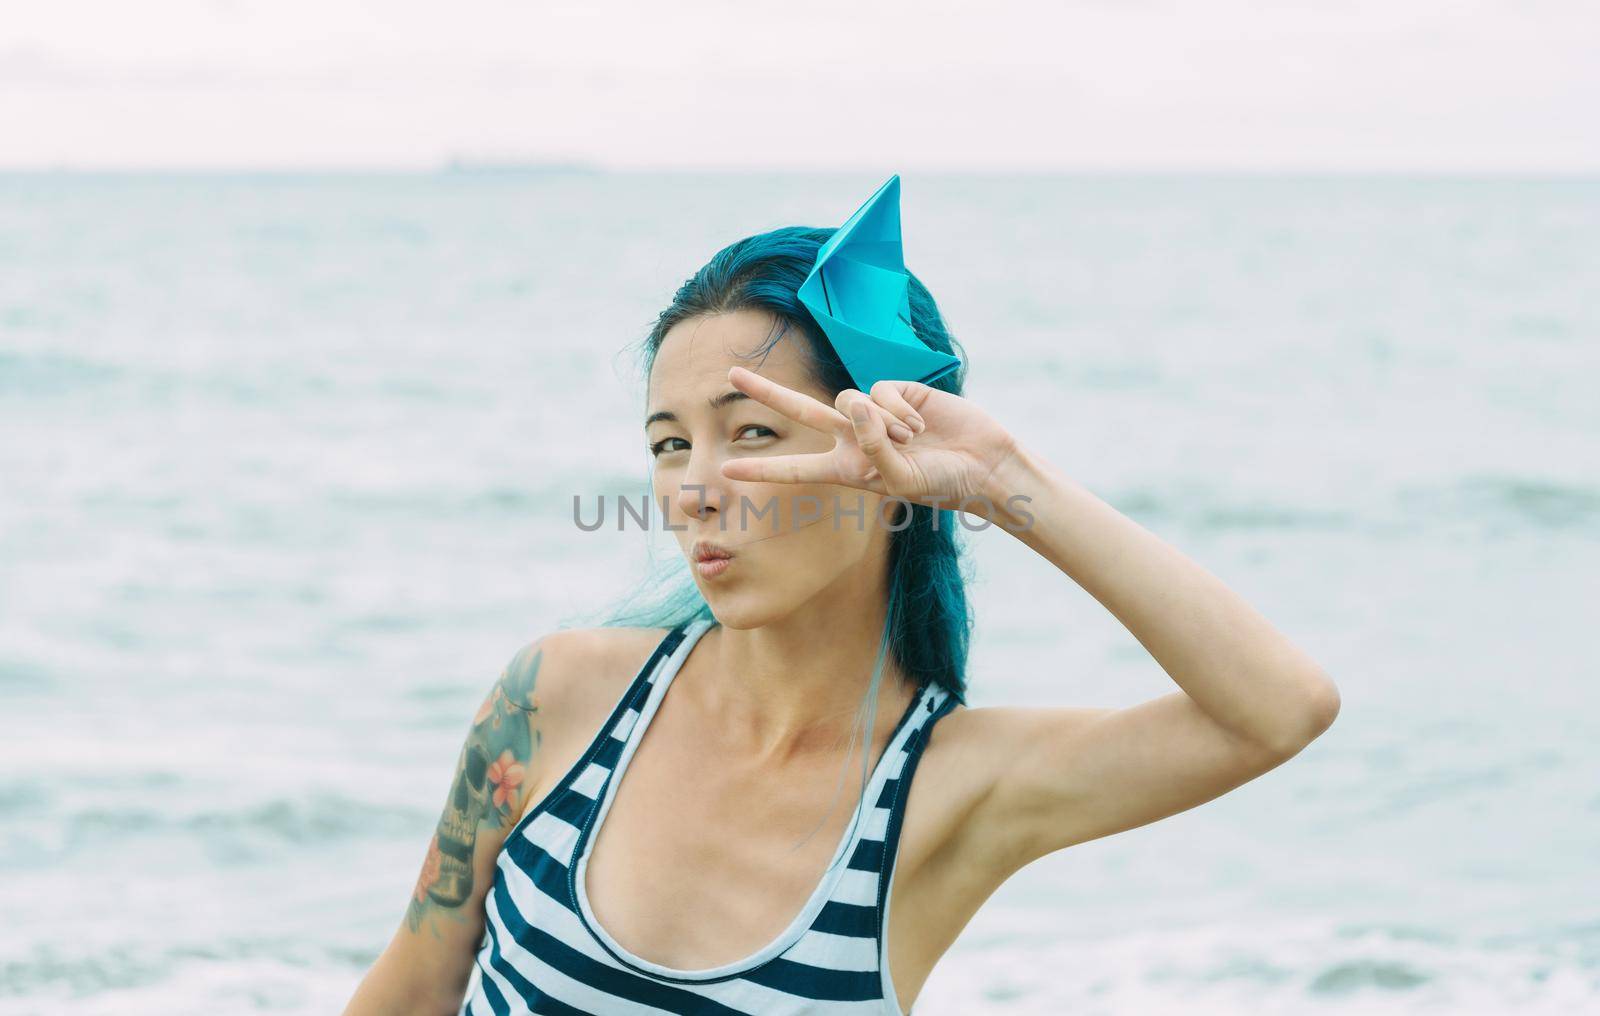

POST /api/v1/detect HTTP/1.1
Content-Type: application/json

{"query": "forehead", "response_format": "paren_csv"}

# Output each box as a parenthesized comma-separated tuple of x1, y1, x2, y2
(647, 308, 826, 410)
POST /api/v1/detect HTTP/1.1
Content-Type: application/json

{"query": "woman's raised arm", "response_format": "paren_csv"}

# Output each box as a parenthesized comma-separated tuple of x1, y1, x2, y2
(720, 366, 1341, 889)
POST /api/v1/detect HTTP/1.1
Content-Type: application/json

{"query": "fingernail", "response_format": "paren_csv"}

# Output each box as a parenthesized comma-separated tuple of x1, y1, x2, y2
(908, 415, 925, 433)
(889, 423, 913, 442)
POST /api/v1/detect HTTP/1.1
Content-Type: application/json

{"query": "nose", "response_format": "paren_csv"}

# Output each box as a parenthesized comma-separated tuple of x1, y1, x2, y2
(674, 446, 733, 524)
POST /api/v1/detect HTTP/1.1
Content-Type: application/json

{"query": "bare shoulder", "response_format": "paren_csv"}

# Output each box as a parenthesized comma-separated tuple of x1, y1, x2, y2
(505, 625, 673, 710)
(930, 702, 1109, 752)
(495, 625, 677, 828)
(896, 702, 1107, 877)
(913, 702, 1107, 792)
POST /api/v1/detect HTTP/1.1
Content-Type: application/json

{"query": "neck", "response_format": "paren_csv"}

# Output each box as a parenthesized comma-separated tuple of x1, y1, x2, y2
(687, 580, 913, 765)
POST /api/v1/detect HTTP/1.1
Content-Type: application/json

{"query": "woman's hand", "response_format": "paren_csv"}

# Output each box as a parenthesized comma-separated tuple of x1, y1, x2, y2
(721, 365, 1020, 521)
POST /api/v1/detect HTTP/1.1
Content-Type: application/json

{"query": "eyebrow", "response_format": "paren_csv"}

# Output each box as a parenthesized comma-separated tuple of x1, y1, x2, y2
(644, 389, 750, 428)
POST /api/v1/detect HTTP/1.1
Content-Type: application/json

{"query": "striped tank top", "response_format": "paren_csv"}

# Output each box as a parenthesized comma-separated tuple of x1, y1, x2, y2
(458, 615, 958, 1015)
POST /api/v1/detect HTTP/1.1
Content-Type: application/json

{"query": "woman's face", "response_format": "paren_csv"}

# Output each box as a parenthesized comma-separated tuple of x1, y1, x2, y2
(645, 308, 891, 628)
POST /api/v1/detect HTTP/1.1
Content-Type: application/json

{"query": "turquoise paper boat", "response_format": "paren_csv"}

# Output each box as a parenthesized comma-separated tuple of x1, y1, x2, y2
(797, 174, 962, 393)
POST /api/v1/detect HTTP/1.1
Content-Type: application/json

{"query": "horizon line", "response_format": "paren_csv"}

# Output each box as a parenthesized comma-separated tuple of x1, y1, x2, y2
(2, 163, 1599, 180)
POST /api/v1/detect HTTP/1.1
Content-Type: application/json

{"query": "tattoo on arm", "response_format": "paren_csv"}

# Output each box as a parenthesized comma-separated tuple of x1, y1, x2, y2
(407, 644, 544, 933)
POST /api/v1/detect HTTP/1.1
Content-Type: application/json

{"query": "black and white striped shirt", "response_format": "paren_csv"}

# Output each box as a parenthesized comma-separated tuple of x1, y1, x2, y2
(459, 616, 956, 1015)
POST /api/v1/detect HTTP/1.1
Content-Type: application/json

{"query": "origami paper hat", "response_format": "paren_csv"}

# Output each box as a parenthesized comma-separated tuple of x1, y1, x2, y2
(797, 174, 962, 393)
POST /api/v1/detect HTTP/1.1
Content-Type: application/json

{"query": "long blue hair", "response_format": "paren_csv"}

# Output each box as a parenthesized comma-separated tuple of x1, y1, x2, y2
(561, 223, 974, 853)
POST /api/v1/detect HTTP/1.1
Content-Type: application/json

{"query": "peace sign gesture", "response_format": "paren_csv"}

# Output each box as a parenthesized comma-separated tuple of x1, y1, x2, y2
(719, 365, 1020, 522)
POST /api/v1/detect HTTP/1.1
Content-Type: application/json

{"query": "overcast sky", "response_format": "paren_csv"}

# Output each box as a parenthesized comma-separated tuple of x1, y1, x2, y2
(2, 0, 1596, 172)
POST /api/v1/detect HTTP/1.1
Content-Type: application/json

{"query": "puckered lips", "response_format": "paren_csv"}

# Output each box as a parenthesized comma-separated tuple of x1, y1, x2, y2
(691, 539, 735, 578)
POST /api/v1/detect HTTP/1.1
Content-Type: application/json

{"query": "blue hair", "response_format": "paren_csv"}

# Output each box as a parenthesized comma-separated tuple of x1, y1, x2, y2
(560, 223, 974, 854)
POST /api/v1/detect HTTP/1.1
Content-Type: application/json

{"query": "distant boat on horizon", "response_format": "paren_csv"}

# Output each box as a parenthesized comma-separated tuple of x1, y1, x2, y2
(438, 157, 602, 175)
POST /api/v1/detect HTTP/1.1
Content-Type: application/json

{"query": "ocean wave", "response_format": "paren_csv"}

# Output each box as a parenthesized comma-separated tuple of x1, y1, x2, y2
(9, 792, 427, 867)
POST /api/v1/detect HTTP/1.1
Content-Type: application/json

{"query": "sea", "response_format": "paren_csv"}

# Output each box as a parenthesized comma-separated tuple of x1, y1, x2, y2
(1, 170, 1596, 1014)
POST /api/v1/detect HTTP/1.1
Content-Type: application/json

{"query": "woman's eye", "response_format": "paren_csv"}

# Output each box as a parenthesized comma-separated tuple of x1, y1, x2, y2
(650, 427, 772, 458)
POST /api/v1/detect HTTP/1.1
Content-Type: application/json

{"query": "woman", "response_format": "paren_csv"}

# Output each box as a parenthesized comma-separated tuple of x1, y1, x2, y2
(343, 179, 1341, 1016)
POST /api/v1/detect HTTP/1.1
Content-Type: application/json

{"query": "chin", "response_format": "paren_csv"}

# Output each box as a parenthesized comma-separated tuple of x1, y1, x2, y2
(697, 561, 849, 632)
(693, 590, 782, 631)
(692, 568, 803, 630)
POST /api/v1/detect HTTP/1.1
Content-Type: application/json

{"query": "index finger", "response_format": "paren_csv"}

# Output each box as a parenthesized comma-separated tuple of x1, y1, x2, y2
(727, 365, 850, 439)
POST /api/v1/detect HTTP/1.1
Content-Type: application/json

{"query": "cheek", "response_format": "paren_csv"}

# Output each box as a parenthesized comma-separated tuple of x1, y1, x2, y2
(783, 487, 881, 552)
(650, 463, 692, 509)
